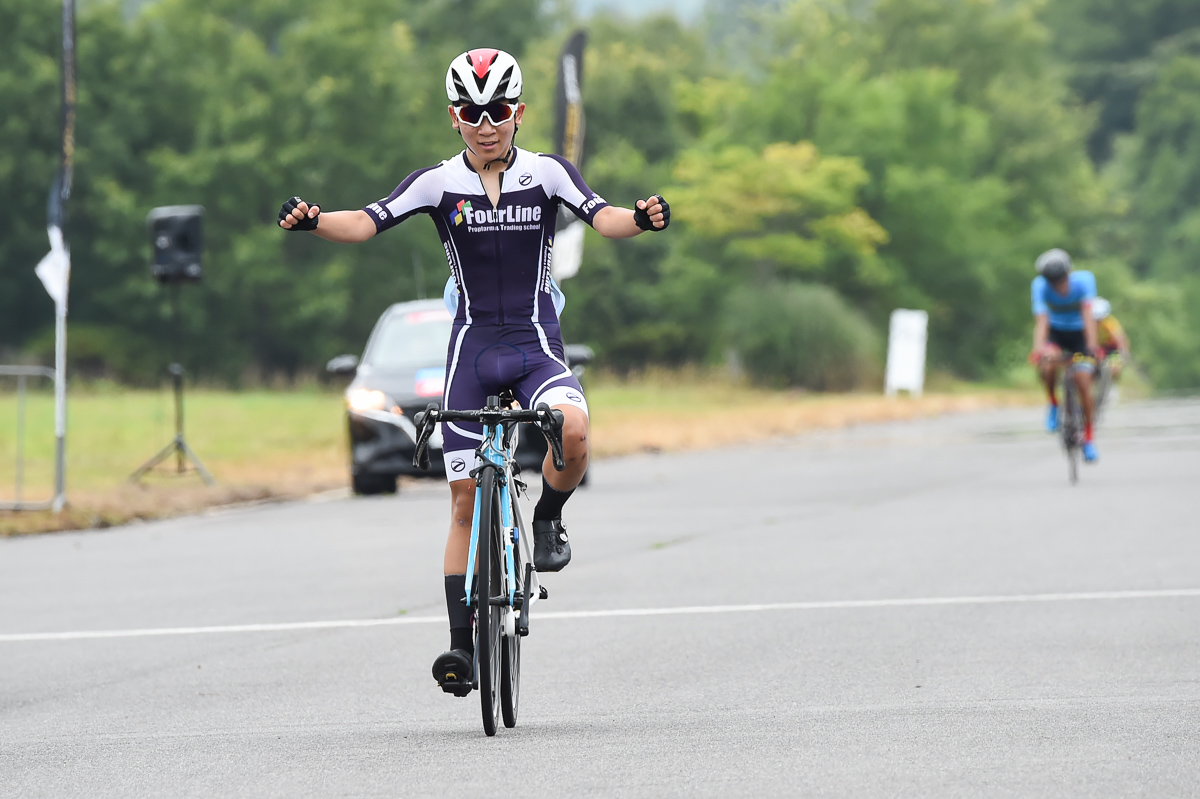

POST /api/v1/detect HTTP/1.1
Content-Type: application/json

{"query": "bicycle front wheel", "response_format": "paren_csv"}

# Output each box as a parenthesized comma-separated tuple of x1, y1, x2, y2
(1063, 381, 1080, 485)
(501, 550, 523, 728)
(475, 467, 503, 736)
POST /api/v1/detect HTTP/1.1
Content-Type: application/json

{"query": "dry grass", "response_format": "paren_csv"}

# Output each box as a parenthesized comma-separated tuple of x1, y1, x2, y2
(0, 376, 1038, 536)
(0, 453, 350, 536)
(585, 366, 1039, 455)
(590, 389, 1038, 457)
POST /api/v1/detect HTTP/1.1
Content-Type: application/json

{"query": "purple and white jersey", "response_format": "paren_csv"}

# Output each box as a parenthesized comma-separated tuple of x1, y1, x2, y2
(363, 147, 608, 326)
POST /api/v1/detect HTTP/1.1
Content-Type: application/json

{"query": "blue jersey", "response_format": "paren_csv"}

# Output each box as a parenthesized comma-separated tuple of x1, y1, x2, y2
(1031, 271, 1096, 331)
(364, 147, 608, 327)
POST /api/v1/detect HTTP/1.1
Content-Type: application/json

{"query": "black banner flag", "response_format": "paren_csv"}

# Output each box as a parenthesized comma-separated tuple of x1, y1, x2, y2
(47, 0, 76, 232)
(554, 30, 587, 167)
(551, 31, 589, 281)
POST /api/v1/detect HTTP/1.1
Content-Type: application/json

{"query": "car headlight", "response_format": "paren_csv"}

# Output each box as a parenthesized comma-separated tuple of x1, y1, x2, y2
(347, 388, 388, 412)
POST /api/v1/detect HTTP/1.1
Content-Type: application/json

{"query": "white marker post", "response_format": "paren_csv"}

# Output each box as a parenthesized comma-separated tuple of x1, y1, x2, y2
(885, 309, 928, 398)
(34, 227, 70, 512)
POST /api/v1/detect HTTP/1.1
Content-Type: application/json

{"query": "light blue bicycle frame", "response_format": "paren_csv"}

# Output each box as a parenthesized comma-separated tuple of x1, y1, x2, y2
(463, 421, 519, 611)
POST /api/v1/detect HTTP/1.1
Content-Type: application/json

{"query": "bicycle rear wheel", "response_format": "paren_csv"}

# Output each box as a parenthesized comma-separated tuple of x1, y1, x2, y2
(475, 468, 503, 736)
(1093, 361, 1111, 421)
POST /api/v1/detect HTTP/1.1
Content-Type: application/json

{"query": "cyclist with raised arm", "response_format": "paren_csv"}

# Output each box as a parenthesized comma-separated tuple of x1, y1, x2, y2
(1029, 248, 1102, 462)
(277, 48, 670, 695)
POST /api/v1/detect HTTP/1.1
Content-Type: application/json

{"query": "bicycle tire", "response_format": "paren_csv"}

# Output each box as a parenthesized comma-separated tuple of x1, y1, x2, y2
(1063, 378, 1080, 485)
(1093, 361, 1111, 422)
(475, 467, 503, 736)
(501, 504, 522, 728)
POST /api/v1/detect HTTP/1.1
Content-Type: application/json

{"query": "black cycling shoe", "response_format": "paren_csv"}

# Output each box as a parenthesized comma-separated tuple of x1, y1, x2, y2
(533, 519, 572, 572)
(432, 649, 473, 697)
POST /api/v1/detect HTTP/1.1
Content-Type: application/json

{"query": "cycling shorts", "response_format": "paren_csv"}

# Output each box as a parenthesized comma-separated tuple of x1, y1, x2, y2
(441, 322, 588, 482)
(1048, 327, 1095, 372)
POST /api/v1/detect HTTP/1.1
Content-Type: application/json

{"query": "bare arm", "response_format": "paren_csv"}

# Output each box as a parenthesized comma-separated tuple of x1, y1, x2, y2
(592, 196, 669, 239)
(278, 200, 376, 243)
(592, 207, 640, 239)
(311, 210, 376, 243)
(1082, 303, 1098, 353)
(1115, 323, 1131, 356)
(1032, 314, 1049, 352)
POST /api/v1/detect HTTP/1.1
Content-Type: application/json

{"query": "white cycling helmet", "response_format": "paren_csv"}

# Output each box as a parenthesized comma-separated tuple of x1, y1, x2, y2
(1091, 297, 1111, 320)
(1035, 248, 1072, 282)
(446, 48, 523, 105)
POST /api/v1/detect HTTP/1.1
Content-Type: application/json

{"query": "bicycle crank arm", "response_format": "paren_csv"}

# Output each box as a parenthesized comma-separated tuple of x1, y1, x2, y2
(518, 562, 533, 637)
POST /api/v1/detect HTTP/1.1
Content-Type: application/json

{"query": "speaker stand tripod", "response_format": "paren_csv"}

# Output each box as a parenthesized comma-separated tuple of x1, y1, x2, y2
(130, 284, 214, 485)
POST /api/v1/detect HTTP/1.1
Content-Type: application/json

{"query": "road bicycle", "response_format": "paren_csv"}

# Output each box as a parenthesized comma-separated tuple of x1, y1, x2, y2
(412, 395, 565, 736)
(1058, 354, 1095, 485)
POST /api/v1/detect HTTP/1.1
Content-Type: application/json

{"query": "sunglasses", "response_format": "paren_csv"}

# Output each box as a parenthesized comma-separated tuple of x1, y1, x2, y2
(453, 102, 519, 127)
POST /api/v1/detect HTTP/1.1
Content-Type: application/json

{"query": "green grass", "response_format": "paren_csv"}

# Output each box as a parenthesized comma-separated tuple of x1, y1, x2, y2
(0, 372, 1040, 534)
(0, 387, 346, 499)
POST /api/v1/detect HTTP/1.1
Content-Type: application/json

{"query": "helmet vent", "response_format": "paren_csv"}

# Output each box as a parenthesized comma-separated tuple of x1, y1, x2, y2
(493, 67, 513, 100)
(452, 74, 472, 103)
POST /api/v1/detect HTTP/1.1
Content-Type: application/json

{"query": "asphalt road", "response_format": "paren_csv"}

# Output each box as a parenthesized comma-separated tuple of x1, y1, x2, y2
(3, 398, 1200, 798)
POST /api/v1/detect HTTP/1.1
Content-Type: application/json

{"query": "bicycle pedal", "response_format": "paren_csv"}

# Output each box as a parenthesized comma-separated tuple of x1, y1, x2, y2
(435, 668, 473, 697)
(433, 651, 474, 697)
(539, 586, 549, 600)
(439, 680, 473, 698)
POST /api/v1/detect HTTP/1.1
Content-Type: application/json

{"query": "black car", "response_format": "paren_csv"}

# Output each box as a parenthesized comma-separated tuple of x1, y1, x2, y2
(327, 299, 592, 495)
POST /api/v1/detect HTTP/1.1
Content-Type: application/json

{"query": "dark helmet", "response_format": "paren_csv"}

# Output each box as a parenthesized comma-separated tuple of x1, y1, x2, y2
(1035, 248, 1072, 283)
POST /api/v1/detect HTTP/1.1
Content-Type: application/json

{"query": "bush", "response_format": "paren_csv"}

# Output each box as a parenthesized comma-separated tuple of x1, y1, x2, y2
(725, 282, 881, 391)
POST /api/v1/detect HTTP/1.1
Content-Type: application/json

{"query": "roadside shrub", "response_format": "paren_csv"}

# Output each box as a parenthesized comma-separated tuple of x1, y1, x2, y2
(725, 282, 881, 391)
(23, 324, 163, 384)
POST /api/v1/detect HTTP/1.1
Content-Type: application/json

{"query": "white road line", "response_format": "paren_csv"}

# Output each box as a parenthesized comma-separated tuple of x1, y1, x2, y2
(3, 587, 1199, 643)
(533, 588, 1200, 619)
(0, 616, 443, 642)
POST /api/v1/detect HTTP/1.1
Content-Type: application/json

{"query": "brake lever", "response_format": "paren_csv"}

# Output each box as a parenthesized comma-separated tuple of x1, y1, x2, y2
(412, 403, 440, 471)
(535, 403, 566, 471)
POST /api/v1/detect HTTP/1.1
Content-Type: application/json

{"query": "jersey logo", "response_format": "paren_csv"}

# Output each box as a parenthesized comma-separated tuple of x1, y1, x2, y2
(366, 202, 386, 221)
(519, 172, 533, 186)
(451, 199, 472, 226)
(453, 202, 543, 229)
(580, 194, 604, 214)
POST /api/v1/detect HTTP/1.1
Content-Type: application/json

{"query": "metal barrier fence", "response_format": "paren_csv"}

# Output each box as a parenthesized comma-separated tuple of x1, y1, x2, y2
(0, 366, 58, 511)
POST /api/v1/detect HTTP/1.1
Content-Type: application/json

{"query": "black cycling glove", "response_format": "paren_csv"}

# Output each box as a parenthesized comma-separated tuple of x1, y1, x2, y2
(633, 195, 670, 232)
(278, 196, 319, 231)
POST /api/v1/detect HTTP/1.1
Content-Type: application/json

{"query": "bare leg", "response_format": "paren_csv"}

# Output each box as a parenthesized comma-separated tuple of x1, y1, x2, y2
(1038, 356, 1060, 404)
(542, 405, 589, 491)
(1074, 367, 1095, 438)
(445, 479, 475, 574)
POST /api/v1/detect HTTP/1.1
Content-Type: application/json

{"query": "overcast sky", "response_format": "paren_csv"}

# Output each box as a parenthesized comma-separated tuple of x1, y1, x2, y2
(573, 0, 705, 21)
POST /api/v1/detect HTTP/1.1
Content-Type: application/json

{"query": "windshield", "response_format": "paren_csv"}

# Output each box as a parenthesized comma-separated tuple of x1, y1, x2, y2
(363, 308, 452, 369)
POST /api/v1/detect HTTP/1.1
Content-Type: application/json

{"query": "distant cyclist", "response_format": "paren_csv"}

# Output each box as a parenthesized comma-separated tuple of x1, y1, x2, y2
(1091, 297, 1131, 381)
(1029, 248, 1102, 462)
(277, 48, 670, 694)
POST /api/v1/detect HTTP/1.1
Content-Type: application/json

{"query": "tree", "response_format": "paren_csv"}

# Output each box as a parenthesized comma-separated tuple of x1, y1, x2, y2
(0, 0, 63, 357)
(1040, 0, 1200, 163)
(723, 0, 1105, 375)
(1107, 55, 1200, 386)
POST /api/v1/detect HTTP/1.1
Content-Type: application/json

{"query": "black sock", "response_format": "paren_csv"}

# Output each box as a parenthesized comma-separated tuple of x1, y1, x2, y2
(445, 574, 473, 653)
(533, 474, 575, 521)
